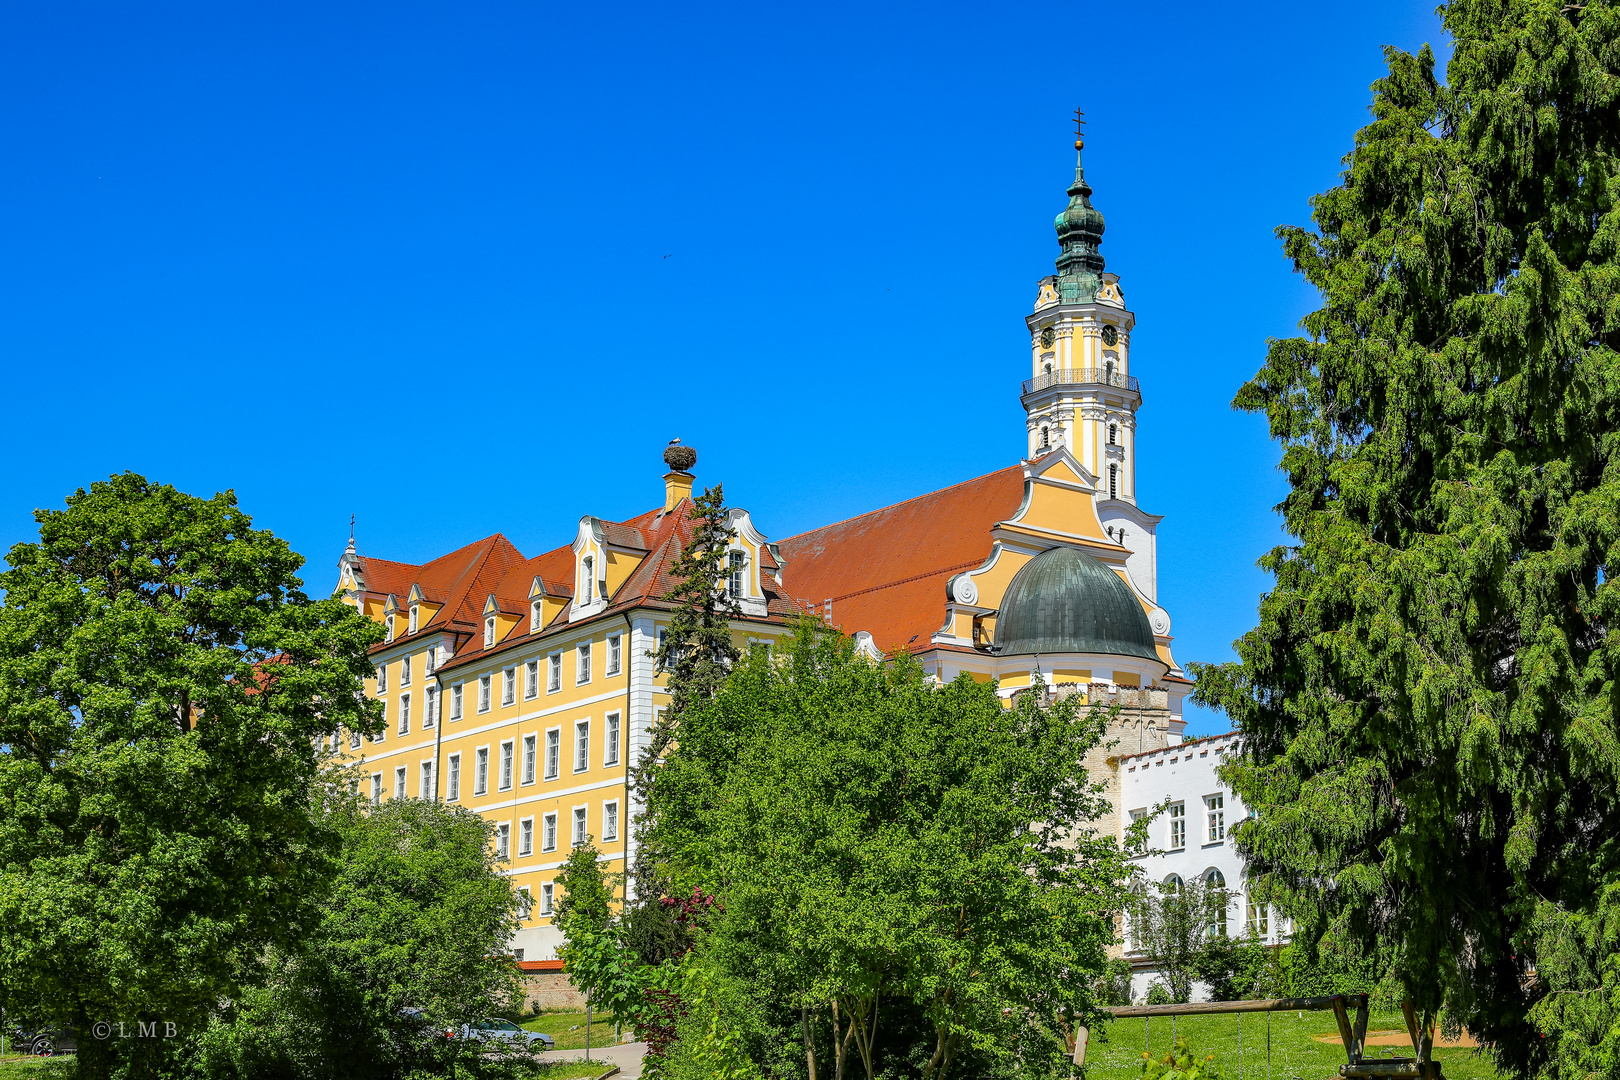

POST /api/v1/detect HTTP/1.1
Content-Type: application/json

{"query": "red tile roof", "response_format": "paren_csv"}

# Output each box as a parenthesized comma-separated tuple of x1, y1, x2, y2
(355, 534, 527, 653)
(776, 466, 1026, 654)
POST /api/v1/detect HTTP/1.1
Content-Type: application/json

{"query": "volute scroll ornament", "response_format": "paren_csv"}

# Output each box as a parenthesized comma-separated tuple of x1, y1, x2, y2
(950, 574, 979, 606)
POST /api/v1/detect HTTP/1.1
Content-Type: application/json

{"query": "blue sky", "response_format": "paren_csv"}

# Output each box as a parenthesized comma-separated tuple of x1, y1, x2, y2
(0, 1, 1448, 734)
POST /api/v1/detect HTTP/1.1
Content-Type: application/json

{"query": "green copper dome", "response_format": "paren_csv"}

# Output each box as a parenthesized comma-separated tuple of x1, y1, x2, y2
(994, 546, 1160, 662)
(1053, 146, 1106, 303)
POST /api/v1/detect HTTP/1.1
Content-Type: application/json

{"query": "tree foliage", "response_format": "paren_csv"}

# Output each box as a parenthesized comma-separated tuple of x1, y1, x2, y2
(649, 620, 1134, 1080)
(0, 473, 382, 1079)
(1126, 876, 1231, 1004)
(187, 798, 523, 1080)
(555, 840, 647, 1030)
(1190, 5, 1620, 1076)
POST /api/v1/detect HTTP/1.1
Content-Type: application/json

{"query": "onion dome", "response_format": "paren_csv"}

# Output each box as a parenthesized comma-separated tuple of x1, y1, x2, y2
(994, 546, 1159, 662)
(1053, 139, 1106, 303)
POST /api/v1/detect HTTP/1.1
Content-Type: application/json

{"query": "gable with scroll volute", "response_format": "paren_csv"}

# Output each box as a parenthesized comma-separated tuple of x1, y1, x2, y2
(1006, 450, 1108, 543)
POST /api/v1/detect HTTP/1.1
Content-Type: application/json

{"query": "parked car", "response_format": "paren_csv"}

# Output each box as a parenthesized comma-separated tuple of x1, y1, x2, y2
(457, 1017, 554, 1050)
(14, 1025, 78, 1056)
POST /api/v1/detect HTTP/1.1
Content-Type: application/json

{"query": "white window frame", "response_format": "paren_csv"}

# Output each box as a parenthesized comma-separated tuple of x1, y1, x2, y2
(502, 667, 516, 707)
(447, 753, 461, 802)
(518, 885, 532, 921)
(499, 739, 514, 792)
(425, 644, 436, 675)
(607, 634, 622, 676)
(571, 804, 588, 847)
(474, 746, 490, 796)
(728, 550, 745, 599)
(408, 604, 419, 634)
(540, 882, 554, 916)
(576, 641, 592, 686)
(400, 654, 412, 687)
(522, 733, 537, 785)
(419, 760, 433, 800)
(450, 683, 463, 720)
(530, 599, 543, 632)
(394, 766, 406, 801)
(574, 718, 590, 773)
(604, 711, 620, 767)
(478, 674, 491, 714)
(484, 615, 497, 648)
(602, 798, 619, 842)
(548, 652, 562, 693)
(398, 693, 411, 736)
(386, 613, 396, 643)
(1169, 802, 1186, 850)
(370, 773, 382, 806)
(581, 555, 594, 599)
(376, 663, 388, 694)
(542, 812, 558, 853)
(496, 822, 510, 860)
(424, 685, 437, 729)
(1206, 793, 1226, 842)
(545, 727, 561, 780)
(519, 816, 534, 856)
(525, 659, 539, 700)
(349, 728, 361, 750)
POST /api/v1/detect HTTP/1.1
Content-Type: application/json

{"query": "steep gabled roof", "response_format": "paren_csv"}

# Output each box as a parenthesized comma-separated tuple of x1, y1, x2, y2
(358, 534, 527, 652)
(776, 465, 1026, 654)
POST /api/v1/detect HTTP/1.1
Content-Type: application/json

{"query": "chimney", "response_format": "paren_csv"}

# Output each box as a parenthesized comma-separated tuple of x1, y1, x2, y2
(661, 440, 697, 512)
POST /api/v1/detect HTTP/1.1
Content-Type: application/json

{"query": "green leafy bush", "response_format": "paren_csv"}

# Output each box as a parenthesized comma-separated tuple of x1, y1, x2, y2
(1141, 1036, 1224, 1080)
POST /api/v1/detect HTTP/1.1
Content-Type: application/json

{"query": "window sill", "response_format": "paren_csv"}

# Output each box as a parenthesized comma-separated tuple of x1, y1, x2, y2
(1203, 840, 1225, 848)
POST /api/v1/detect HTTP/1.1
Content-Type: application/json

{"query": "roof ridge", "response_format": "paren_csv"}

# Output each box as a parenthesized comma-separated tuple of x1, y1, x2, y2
(779, 463, 1026, 543)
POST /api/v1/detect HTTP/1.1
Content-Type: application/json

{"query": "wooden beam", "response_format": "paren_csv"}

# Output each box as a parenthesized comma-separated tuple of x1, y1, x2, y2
(1106, 995, 1354, 1018)
(1332, 997, 1355, 1061)
(1351, 995, 1369, 1064)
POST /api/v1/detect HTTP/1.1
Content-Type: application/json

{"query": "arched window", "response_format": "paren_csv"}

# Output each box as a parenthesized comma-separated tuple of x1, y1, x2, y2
(408, 604, 419, 634)
(1206, 869, 1228, 938)
(1105, 359, 1115, 385)
(531, 599, 543, 633)
(582, 555, 594, 598)
(1044, 362, 1052, 375)
(386, 613, 396, 643)
(484, 615, 496, 648)
(728, 551, 746, 599)
(1164, 873, 1184, 893)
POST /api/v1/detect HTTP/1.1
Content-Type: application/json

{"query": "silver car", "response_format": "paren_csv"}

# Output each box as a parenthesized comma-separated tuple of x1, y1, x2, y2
(458, 1017, 554, 1050)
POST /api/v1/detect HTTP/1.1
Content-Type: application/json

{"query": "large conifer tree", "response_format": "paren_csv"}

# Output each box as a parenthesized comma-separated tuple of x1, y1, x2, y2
(1192, 4, 1620, 1076)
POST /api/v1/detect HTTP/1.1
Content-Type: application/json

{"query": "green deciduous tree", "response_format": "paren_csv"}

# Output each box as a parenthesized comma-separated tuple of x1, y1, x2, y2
(555, 840, 646, 1030)
(650, 620, 1135, 1080)
(1189, 5, 1620, 1077)
(1126, 876, 1230, 1004)
(0, 473, 382, 1079)
(187, 797, 523, 1080)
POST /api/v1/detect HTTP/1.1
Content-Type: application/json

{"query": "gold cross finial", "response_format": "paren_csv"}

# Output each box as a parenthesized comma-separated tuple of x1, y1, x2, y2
(1073, 108, 1086, 151)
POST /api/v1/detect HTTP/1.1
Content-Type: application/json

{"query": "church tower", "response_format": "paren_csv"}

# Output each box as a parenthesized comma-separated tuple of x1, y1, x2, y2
(1022, 120, 1139, 506)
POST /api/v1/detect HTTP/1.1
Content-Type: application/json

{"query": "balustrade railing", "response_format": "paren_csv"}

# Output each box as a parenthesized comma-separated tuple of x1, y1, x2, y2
(1021, 368, 1140, 394)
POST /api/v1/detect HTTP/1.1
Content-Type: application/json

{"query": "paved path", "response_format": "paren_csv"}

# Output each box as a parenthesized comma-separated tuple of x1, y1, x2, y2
(542, 1040, 647, 1078)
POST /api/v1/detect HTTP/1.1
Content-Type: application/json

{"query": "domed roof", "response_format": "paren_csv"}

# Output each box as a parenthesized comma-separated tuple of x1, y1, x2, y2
(995, 546, 1160, 662)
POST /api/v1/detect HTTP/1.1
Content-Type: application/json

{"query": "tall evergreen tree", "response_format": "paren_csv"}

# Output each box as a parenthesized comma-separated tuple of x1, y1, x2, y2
(1192, 4, 1620, 1077)
(626, 480, 740, 966)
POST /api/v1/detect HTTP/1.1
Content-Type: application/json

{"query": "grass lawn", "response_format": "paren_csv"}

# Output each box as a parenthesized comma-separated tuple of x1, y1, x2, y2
(1086, 1011, 1505, 1080)
(0, 1059, 75, 1080)
(522, 1010, 628, 1053)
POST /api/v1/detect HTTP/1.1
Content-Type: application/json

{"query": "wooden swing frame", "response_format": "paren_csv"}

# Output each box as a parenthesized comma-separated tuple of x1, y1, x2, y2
(1102, 995, 1441, 1080)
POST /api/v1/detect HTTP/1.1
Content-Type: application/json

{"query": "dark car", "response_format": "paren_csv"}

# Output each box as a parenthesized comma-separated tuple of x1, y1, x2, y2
(457, 1017, 554, 1050)
(14, 1025, 77, 1056)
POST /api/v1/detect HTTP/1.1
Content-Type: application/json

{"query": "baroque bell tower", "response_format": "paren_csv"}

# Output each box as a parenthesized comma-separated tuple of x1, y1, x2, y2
(1022, 112, 1140, 507)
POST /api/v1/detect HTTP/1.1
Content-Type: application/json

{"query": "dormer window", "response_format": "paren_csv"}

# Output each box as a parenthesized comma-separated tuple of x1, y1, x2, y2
(728, 552, 745, 600)
(581, 555, 595, 602)
(407, 604, 419, 634)
(385, 613, 396, 643)
(531, 600, 543, 632)
(484, 615, 497, 648)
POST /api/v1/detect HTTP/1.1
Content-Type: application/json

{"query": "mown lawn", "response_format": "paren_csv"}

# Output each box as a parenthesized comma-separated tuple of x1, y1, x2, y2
(1087, 1010, 1504, 1080)
(0, 1052, 608, 1079)
(522, 1010, 629, 1053)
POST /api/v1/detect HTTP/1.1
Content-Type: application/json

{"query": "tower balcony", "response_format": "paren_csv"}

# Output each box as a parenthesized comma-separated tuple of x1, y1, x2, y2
(1021, 367, 1141, 395)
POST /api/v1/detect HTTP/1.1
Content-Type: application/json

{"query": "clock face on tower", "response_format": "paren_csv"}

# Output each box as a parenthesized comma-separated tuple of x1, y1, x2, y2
(1040, 327, 1055, 349)
(1101, 325, 1118, 347)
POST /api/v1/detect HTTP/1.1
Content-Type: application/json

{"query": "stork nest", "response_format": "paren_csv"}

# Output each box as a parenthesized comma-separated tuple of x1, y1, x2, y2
(663, 445, 697, 472)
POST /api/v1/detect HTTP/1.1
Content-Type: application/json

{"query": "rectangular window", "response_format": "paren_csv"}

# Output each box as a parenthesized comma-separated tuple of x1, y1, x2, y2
(1169, 802, 1186, 849)
(518, 887, 531, 921)
(525, 659, 538, 699)
(545, 729, 560, 780)
(451, 683, 463, 720)
(400, 654, 412, 687)
(475, 747, 489, 796)
(1247, 902, 1269, 937)
(1207, 794, 1225, 842)
(376, 663, 388, 693)
(496, 822, 510, 859)
(350, 728, 361, 750)
(519, 817, 534, 856)
(425, 645, 436, 675)
(424, 686, 437, 728)
(408, 605, 418, 634)
(499, 740, 514, 791)
(541, 882, 554, 915)
(502, 667, 516, 706)
(484, 616, 496, 648)
(575, 720, 590, 772)
(419, 761, 433, 799)
(370, 773, 382, 806)
(728, 551, 745, 599)
(394, 766, 406, 801)
(576, 641, 591, 685)
(572, 806, 587, 846)
(604, 712, 620, 766)
(398, 694, 411, 735)
(548, 652, 562, 692)
(447, 754, 461, 802)
(478, 674, 491, 713)
(542, 812, 557, 852)
(371, 726, 385, 744)
(1110, 463, 1118, 499)
(603, 799, 619, 842)
(523, 734, 537, 785)
(607, 634, 622, 675)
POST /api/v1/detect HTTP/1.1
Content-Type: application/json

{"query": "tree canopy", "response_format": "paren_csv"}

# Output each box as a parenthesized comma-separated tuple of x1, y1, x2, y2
(1191, 4, 1620, 1076)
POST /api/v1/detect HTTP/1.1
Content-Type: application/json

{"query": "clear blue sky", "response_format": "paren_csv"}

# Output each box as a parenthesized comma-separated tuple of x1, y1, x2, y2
(0, 1, 1447, 735)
